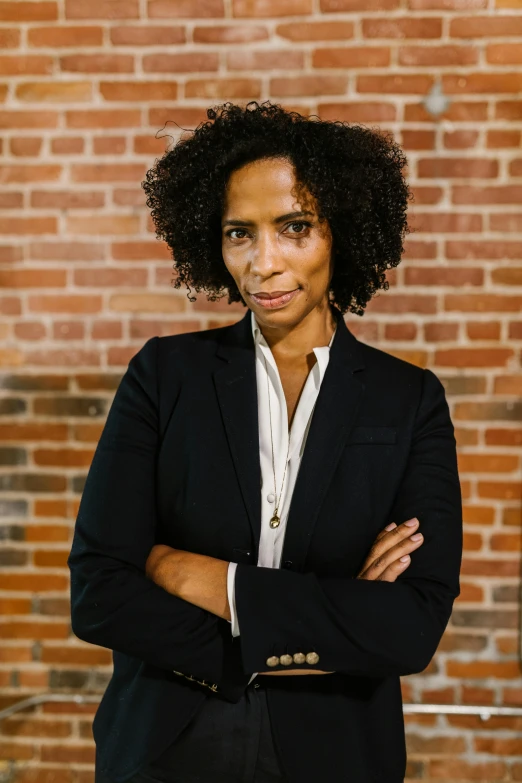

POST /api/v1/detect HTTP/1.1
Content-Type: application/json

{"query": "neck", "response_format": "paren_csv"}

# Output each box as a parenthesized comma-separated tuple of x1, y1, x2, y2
(254, 301, 338, 364)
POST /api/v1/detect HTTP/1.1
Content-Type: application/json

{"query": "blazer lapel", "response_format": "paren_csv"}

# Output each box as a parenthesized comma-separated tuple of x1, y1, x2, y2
(213, 307, 366, 570)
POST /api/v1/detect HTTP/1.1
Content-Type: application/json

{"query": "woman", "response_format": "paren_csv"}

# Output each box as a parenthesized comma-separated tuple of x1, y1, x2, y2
(68, 101, 462, 783)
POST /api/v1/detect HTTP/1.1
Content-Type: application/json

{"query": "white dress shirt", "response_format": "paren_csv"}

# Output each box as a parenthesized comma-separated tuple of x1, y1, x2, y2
(226, 309, 337, 685)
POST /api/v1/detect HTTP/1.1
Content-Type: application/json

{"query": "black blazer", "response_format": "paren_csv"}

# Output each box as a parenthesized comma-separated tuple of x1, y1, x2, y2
(68, 305, 462, 783)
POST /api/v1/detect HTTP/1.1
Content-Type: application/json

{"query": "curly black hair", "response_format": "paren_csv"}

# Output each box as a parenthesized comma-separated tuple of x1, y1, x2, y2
(142, 100, 412, 317)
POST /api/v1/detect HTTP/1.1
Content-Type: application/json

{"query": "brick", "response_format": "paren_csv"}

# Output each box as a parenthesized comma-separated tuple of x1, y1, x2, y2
(478, 481, 522, 500)
(451, 15, 522, 37)
(60, 55, 134, 73)
(453, 185, 522, 204)
(143, 53, 218, 72)
(148, 0, 225, 16)
(490, 533, 522, 552)
(149, 107, 209, 128)
(357, 74, 433, 94)
(28, 25, 103, 47)
(409, 0, 486, 6)
(194, 24, 268, 42)
(66, 215, 140, 235)
(443, 73, 522, 94)
(30, 191, 104, 209)
(509, 158, 522, 176)
(443, 130, 479, 149)
(487, 130, 521, 147)
(66, 109, 141, 128)
(318, 102, 396, 122)
(10, 138, 43, 157)
(466, 321, 501, 340)
(51, 136, 84, 154)
(111, 25, 186, 45)
(16, 82, 92, 102)
(409, 212, 482, 232)
(276, 21, 353, 40)
(29, 241, 104, 261)
(232, 0, 312, 16)
(486, 427, 522, 445)
(28, 295, 102, 314)
(0, 56, 53, 75)
(71, 164, 145, 182)
(185, 78, 261, 99)
(111, 241, 171, 260)
(418, 158, 498, 178)
(457, 402, 522, 421)
(491, 267, 522, 285)
(487, 43, 522, 64)
(228, 50, 305, 70)
(458, 454, 519, 473)
(401, 130, 436, 150)
(424, 323, 459, 342)
(24, 348, 101, 366)
(405, 267, 483, 286)
(93, 136, 126, 154)
(73, 268, 147, 287)
(496, 101, 522, 120)
(0, 164, 61, 183)
(399, 45, 477, 66)
(0, 29, 21, 47)
(100, 81, 178, 101)
(0, 217, 57, 234)
(435, 349, 513, 367)
(494, 375, 522, 395)
(362, 18, 442, 38)
(0, 270, 66, 288)
(271, 75, 348, 96)
(365, 294, 437, 313)
(0, 2, 57, 21)
(463, 505, 495, 525)
(322, 0, 398, 7)
(447, 660, 521, 678)
(446, 242, 522, 260)
(65, 0, 139, 17)
(404, 101, 488, 122)
(313, 47, 390, 68)
(429, 760, 507, 780)
(109, 293, 185, 313)
(0, 191, 24, 207)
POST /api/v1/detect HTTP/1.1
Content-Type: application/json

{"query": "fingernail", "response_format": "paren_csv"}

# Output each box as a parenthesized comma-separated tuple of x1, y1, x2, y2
(404, 518, 418, 527)
(410, 533, 422, 541)
(400, 555, 410, 562)
(385, 523, 397, 531)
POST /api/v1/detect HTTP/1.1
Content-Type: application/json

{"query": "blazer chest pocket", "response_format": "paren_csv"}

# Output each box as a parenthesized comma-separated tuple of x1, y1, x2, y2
(347, 425, 397, 445)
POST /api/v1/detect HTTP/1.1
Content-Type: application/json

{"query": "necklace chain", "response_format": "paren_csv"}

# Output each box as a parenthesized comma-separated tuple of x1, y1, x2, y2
(263, 353, 290, 529)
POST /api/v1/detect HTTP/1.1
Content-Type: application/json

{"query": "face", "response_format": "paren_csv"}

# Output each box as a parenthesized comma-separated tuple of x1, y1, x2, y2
(221, 157, 334, 331)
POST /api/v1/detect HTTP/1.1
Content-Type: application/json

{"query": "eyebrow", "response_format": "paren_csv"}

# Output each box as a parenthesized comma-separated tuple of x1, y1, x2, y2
(222, 210, 314, 228)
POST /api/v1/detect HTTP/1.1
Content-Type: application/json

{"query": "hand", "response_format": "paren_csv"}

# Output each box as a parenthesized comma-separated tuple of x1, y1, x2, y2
(356, 517, 423, 582)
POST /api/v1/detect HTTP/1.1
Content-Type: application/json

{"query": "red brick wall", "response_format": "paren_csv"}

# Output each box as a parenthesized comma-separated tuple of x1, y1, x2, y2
(1, 1, 521, 781)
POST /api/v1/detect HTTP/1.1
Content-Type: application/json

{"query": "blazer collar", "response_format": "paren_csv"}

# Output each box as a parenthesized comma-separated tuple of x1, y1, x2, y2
(212, 306, 366, 570)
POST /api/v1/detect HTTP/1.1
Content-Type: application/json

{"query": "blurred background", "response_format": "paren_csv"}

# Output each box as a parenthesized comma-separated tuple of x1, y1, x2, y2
(0, 0, 521, 781)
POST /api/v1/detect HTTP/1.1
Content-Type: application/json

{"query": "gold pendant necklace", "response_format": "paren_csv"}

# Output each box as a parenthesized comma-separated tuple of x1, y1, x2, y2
(263, 354, 290, 529)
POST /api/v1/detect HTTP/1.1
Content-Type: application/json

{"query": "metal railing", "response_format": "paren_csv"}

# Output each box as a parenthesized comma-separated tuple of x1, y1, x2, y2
(2, 693, 522, 723)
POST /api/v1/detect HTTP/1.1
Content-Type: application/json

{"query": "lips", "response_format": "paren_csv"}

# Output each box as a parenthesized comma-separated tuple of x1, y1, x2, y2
(249, 288, 301, 309)
(251, 289, 297, 299)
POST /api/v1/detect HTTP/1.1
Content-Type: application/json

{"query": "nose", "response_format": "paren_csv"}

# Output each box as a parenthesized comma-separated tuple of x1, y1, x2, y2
(250, 229, 283, 277)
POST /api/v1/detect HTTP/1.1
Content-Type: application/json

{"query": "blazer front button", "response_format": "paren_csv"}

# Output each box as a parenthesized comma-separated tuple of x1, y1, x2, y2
(279, 654, 293, 666)
(306, 652, 320, 665)
(266, 655, 280, 667)
(293, 652, 306, 664)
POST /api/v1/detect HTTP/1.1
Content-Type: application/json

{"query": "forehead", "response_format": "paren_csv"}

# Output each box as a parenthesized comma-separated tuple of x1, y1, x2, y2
(223, 157, 316, 216)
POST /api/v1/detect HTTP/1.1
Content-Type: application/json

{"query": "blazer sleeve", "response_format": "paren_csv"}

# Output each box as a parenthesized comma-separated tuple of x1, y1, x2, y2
(233, 367, 463, 679)
(67, 336, 250, 702)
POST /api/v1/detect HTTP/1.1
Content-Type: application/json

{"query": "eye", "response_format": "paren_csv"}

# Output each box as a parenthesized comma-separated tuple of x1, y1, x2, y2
(225, 228, 249, 240)
(286, 221, 312, 234)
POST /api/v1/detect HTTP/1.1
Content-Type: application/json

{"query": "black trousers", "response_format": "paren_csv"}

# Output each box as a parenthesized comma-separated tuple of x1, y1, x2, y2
(95, 679, 290, 783)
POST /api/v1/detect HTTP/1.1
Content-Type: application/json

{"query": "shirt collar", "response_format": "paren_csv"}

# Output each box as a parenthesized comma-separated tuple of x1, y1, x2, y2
(251, 309, 337, 351)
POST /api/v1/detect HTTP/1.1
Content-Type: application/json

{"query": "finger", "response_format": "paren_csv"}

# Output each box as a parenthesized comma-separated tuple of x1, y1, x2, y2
(374, 555, 411, 583)
(368, 517, 420, 559)
(357, 532, 423, 580)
